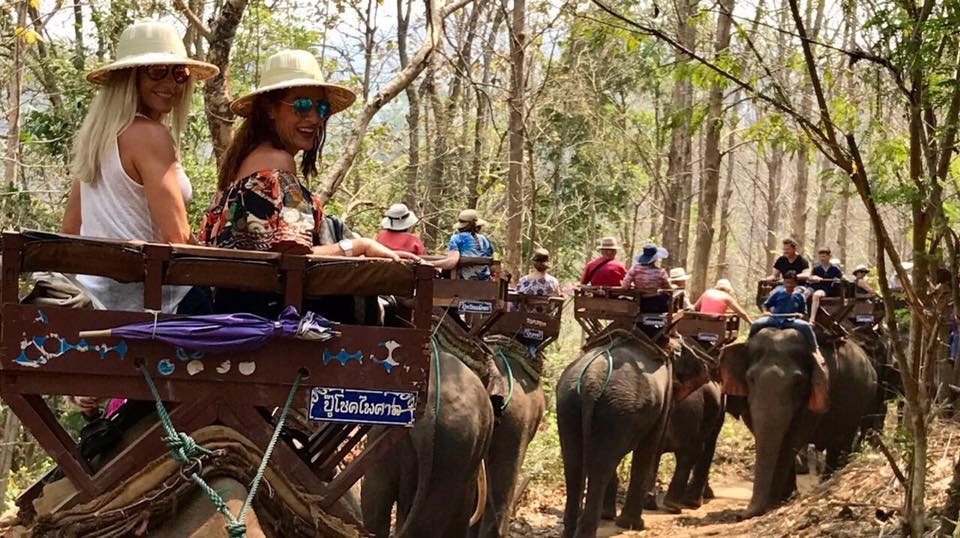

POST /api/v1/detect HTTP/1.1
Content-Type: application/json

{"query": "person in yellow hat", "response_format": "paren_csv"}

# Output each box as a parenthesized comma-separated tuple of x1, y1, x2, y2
(61, 20, 219, 314)
(199, 50, 413, 316)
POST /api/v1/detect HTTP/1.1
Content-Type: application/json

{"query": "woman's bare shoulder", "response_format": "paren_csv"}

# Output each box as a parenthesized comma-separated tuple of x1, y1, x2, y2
(118, 117, 175, 156)
(235, 145, 296, 179)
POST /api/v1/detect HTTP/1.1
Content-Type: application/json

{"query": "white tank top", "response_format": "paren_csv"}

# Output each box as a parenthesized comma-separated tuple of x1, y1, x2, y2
(77, 126, 192, 313)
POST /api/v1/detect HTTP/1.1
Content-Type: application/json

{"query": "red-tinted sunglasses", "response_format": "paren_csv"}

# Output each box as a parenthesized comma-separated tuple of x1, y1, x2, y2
(142, 65, 191, 84)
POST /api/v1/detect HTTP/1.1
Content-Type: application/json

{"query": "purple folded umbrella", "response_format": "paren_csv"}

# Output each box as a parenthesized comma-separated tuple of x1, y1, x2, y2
(78, 305, 338, 354)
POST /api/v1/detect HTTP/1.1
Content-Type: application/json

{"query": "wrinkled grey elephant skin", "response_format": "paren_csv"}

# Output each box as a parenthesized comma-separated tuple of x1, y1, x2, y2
(720, 328, 878, 518)
(361, 350, 495, 538)
(654, 380, 724, 511)
(474, 348, 546, 538)
(556, 334, 708, 538)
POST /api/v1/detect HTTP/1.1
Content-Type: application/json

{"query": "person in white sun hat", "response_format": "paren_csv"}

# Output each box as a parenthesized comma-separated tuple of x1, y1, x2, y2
(62, 20, 219, 315)
(199, 50, 415, 316)
(375, 203, 425, 255)
(60, 20, 220, 418)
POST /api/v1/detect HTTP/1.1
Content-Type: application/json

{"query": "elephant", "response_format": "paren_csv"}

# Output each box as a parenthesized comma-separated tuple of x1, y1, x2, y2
(720, 326, 878, 518)
(475, 336, 546, 537)
(850, 324, 898, 439)
(648, 379, 724, 513)
(362, 347, 495, 538)
(556, 329, 709, 538)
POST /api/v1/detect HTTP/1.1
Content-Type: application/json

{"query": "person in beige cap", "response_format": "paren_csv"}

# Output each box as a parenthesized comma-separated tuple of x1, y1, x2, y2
(199, 50, 415, 316)
(580, 236, 627, 286)
(62, 20, 219, 314)
(694, 278, 752, 323)
(433, 209, 494, 280)
(668, 266, 693, 310)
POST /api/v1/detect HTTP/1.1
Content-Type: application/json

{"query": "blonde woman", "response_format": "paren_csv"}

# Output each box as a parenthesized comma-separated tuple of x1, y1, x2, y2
(62, 20, 218, 314)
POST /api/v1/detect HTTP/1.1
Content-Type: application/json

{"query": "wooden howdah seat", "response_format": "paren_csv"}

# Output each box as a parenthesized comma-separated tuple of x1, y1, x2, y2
(424, 255, 509, 337)
(0, 230, 434, 529)
(755, 278, 884, 335)
(486, 292, 563, 350)
(574, 286, 676, 340)
(674, 312, 740, 353)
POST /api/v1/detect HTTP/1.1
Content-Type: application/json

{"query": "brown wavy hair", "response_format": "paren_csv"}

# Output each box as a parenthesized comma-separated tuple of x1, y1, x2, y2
(217, 90, 327, 189)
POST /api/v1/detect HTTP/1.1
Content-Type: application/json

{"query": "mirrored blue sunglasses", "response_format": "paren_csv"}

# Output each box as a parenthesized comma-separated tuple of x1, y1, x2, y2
(285, 97, 331, 119)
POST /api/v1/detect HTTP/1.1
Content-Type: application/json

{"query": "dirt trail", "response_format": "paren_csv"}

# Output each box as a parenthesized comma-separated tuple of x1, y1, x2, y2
(514, 475, 819, 537)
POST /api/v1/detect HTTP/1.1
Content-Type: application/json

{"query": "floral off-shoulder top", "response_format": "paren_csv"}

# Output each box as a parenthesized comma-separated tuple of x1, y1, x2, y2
(199, 169, 323, 252)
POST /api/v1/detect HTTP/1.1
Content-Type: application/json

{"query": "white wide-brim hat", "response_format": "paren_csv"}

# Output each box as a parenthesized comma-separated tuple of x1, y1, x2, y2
(86, 20, 219, 85)
(231, 49, 357, 117)
(668, 267, 691, 281)
(381, 203, 419, 231)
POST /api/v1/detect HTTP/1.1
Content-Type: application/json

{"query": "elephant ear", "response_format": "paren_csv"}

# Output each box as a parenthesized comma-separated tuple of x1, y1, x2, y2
(672, 345, 709, 402)
(719, 342, 749, 397)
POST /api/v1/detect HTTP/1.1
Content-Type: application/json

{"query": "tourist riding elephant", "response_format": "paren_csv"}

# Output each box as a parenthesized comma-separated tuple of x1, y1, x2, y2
(475, 336, 546, 537)
(556, 329, 709, 538)
(362, 347, 495, 538)
(648, 378, 724, 513)
(720, 326, 878, 518)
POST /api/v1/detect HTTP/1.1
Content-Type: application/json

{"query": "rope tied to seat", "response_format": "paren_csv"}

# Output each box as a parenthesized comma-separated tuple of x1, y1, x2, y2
(139, 364, 302, 538)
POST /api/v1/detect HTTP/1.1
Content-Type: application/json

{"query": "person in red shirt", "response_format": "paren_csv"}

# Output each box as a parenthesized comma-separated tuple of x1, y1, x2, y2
(375, 203, 425, 255)
(580, 236, 628, 286)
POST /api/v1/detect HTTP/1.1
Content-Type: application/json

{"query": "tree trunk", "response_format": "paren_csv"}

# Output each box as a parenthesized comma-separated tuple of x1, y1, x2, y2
(836, 180, 850, 266)
(504, 0, 526, 275)
(200, 0, 249, 161)
(715, 127, 736, 281)
(790, 0, 825, 251)
(765, 143, 784, 271)
(26, 6, 64, 108)
(5, 1, 26, 225)
(660, 0, 698, 256)
(467, 6, 505, 209)
(689, 0, 734, 298)
(813, 155, 832, 250)
(398, 0, 421, 208)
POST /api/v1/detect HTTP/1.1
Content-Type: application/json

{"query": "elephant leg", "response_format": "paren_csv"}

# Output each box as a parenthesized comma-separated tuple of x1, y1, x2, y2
(642, 452, 662, 511)
(663, 449, 696, 512)
(576, 458, 620, 538)
(616, 443, 660, 531)
(558, 395, 585, 538)
(362, 459, 401, 538)
(685, 430, 719, 507)
(602, 472, 618, 520)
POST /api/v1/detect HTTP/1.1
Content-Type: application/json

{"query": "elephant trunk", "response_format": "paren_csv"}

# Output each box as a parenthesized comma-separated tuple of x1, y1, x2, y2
(744, 389, 795, 518)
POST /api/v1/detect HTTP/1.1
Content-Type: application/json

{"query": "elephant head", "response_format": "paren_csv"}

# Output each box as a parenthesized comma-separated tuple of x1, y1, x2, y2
(718, 329, 822, 518)
(672, 343, 710, 403)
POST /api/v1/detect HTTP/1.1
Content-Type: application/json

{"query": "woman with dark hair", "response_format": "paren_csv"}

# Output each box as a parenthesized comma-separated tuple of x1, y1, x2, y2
(517, 248, 560, 297)
(200, 50, 412, 316)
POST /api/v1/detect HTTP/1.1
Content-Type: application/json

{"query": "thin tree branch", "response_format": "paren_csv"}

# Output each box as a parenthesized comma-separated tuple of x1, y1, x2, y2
(172, 0, 213, 40)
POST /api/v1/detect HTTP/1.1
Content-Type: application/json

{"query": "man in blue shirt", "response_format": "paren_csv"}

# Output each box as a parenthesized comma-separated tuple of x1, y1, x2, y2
(807, 247, 843, 325)
(434, 209, 494, 280)
(749, 271, 819, 353)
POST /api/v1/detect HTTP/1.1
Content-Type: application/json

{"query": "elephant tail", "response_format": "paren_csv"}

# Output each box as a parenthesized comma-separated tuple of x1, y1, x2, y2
(468, 459, 488, 526)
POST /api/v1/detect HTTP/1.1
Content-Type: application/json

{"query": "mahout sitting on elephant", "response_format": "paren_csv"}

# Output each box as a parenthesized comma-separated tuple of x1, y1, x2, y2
(556, 328, 709, 538)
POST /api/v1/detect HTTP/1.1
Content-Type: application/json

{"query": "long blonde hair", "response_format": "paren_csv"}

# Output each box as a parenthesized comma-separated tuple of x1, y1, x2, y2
(69, 68, 194, 184)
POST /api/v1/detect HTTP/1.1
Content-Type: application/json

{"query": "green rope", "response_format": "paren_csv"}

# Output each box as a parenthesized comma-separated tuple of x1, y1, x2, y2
(576, 348, 613, 396)
(494, 349, 515, 410)
(139, 365, 302, 538)
(431, 336, 442, 416)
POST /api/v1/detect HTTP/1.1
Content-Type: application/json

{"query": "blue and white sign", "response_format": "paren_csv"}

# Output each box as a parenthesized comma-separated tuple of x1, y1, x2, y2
(521, 328, 545, 341)
(855, 314, 875, 324)
(309, 388, 418, 427)
(641, 315, 666, 327)
(459, 300, 493, 314)
(697, 332, 720, 343)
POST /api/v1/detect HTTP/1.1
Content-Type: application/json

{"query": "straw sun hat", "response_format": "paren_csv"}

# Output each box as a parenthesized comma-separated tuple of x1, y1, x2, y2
(455, 209, 488, 231)
(86, 20, 219, 85)
(230, 50, 357, 117)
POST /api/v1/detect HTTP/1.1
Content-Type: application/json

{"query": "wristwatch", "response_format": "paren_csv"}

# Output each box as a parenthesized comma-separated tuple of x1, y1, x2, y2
(338, 238, 354, 257)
